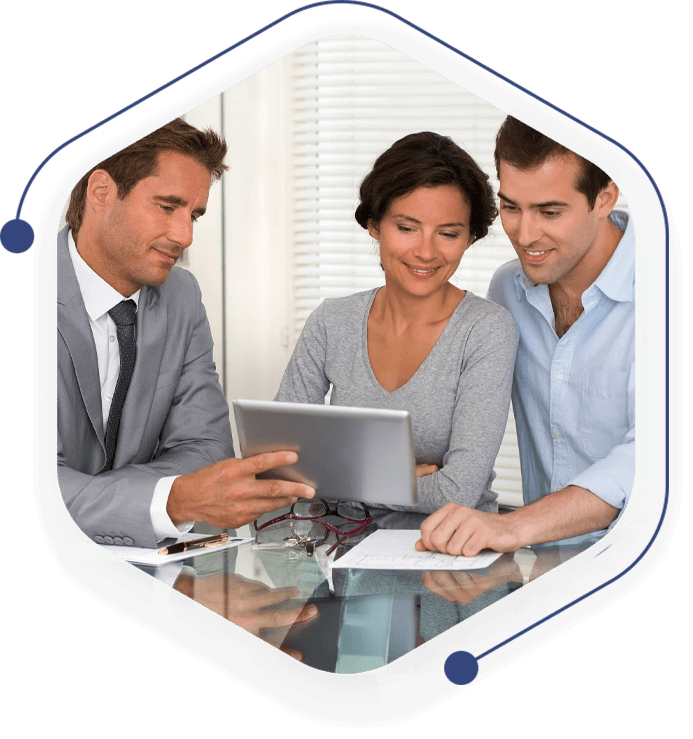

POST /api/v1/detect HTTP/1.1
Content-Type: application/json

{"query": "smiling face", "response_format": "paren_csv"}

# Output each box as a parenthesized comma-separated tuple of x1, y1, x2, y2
(368, 185, 473, 300)
(498, 155, 617, 290)
(81, 150, 211, 296)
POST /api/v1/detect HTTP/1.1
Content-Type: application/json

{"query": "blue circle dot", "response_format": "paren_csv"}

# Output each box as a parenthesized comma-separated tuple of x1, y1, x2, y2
(444, 651, 479, 685)
(1, 219, 34, 253)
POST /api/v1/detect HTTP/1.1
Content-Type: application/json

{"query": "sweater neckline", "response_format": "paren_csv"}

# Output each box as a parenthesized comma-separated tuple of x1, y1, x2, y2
(360, 286, 475, 396)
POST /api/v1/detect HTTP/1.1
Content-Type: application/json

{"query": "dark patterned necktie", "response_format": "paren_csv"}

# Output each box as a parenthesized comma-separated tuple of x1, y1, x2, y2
(104, 299, 137, 470)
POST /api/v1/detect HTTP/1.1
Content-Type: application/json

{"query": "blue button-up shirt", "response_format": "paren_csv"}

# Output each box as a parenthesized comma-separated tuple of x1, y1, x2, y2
(487, 210, 634, 539)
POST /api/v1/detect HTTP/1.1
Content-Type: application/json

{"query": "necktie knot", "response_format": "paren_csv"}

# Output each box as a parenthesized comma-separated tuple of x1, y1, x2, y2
(108, 299, 137, 326)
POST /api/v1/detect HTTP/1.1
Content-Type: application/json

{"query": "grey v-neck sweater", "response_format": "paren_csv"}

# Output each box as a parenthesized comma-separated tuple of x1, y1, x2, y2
(275, 288, 517, 513)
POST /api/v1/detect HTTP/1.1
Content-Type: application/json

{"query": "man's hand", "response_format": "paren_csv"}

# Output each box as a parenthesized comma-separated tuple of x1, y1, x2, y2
(167, 451, 315, 528)
(415, 503, 519, 557)
(421, 554, 523, 603)
(174, 572, 318, 660)
(416, 487, 620, 555)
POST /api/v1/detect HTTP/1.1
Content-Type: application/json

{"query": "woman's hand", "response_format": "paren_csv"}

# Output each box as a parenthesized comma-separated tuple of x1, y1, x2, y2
(416, 464, 439, 478)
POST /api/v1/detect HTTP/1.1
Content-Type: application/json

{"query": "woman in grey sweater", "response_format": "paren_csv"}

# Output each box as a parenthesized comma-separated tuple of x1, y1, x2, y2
(276, 132, 517, 514)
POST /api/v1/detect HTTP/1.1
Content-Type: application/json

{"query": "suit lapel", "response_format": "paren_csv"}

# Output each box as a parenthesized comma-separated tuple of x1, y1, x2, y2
(58, 226, 169, 467)
(57, 227, 105, 446)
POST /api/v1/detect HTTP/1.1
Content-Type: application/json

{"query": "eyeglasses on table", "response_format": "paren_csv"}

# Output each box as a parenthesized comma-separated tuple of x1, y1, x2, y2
(253, 499, 373, 556)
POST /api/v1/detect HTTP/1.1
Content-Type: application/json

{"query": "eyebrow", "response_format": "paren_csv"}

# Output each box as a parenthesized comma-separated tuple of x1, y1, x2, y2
(497, 192, 569, 209)
(391, 214, 467, 228)
(154, 195, 206, 217)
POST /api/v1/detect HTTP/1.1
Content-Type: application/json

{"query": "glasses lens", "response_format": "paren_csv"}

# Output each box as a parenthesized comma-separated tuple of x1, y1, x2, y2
(254, 523, 287, 547)
(254, 520, 329, 551)
(292, 519, 324, 537)
(293, 499, 328, 519)
(336, 501, 369, 521)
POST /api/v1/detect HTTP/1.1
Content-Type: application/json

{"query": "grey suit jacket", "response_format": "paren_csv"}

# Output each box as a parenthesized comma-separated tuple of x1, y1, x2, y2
(57, 226, 234, 547)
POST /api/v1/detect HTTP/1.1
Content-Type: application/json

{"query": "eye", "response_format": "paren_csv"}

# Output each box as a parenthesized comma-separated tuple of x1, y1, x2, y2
(397, 224, 415, 233)
(541, 210, 560, 219)
(440, 231, 461, 240)
(160, 205, 174, 213)
(500, 203, 518, 213)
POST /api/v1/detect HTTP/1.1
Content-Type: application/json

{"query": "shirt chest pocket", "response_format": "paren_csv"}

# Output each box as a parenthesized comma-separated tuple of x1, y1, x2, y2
(580, 369, 630, 459)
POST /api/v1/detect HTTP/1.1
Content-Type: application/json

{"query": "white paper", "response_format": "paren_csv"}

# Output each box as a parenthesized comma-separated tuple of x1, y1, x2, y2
(101, 532, 253, 566)
(332, 529, 503, 571)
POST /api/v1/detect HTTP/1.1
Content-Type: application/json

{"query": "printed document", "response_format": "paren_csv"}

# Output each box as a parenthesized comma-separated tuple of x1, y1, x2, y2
(332, 529, 503, 570)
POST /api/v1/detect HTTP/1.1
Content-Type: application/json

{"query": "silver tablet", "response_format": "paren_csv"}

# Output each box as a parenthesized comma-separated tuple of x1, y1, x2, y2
(233, 399, 418, 507)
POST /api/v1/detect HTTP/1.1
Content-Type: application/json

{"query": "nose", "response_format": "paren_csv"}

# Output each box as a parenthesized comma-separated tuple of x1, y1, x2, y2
(169, 212, 194, 249)
(413, 229, 437, 261)
(517, 212, 541, 248)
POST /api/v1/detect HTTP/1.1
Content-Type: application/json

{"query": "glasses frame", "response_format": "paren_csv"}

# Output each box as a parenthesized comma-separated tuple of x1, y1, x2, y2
(253, 500, 373, 556)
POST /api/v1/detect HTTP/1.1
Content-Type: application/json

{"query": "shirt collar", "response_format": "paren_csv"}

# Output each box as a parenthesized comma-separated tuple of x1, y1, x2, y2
(67, 229, 140, 321)
(513, 209, 634, 303)
(592, 210, 634, 302)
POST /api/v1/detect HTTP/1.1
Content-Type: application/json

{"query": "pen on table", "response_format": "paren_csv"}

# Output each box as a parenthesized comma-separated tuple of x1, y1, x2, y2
(159, 532, 232, 555)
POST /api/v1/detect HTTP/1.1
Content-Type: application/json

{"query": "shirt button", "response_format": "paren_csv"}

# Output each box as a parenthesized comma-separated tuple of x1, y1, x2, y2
(556, 373, 563, 380)
(105, 395, 112, 402)
(109, 335, 115, 342)
(554, 429, 561, 438)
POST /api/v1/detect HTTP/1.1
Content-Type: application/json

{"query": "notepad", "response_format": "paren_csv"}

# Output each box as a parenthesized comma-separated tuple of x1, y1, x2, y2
(331, 529, 502, 570)
(101, 532, 253, 566)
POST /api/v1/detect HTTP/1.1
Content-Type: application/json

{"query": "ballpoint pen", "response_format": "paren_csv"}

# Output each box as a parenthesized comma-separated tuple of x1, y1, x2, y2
(158, 532, 231, 555)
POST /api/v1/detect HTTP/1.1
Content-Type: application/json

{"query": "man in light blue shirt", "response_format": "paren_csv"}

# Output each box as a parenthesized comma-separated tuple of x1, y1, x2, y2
(417, 116, 633, 555)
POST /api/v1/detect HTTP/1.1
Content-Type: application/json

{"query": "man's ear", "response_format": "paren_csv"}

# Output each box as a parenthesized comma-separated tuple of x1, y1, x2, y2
(85, 169, 117, 215)
(594, 180, 619, 219)
(367, 219, 380, 241)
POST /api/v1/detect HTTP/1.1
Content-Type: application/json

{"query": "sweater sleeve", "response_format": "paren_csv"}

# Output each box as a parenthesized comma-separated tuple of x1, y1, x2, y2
(275, 301, 331, 404)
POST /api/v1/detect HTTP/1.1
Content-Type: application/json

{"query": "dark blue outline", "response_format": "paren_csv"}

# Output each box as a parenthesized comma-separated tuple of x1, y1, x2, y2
(31, 0, 670, 728)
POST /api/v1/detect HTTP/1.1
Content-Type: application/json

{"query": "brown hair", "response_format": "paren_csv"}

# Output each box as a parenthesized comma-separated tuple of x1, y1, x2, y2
(66, 117, 228, 233)
(494, 116, 612, 209)
(355, 131, 497, 243)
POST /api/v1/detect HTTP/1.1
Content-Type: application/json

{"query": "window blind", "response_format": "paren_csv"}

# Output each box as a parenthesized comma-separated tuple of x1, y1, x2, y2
(289, 36, 523, 505)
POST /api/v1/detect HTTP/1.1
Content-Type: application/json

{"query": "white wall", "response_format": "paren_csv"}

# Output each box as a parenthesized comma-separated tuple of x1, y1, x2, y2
(221, 57, 294, 407)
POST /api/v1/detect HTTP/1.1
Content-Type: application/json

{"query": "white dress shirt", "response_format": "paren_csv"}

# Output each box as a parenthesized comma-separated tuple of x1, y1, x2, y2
(67, 230, 191, 542)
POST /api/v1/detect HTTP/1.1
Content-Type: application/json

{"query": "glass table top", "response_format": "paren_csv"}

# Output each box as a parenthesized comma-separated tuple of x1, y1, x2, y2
(135, 505, 593, 672)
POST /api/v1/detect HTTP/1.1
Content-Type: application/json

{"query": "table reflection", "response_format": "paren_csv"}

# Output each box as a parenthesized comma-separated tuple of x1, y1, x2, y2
(155, 506, 594, 672)
(173, 569, 318, 661)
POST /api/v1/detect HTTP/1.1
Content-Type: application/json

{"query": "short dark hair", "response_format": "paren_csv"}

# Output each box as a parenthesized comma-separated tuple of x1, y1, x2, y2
(355, 132, 497, 243)
(66, 117, 228, 233)
(494, 116, 612, 209)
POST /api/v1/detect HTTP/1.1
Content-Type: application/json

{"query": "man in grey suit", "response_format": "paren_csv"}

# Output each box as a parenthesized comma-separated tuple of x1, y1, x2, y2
(58, 118, 315, 548)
